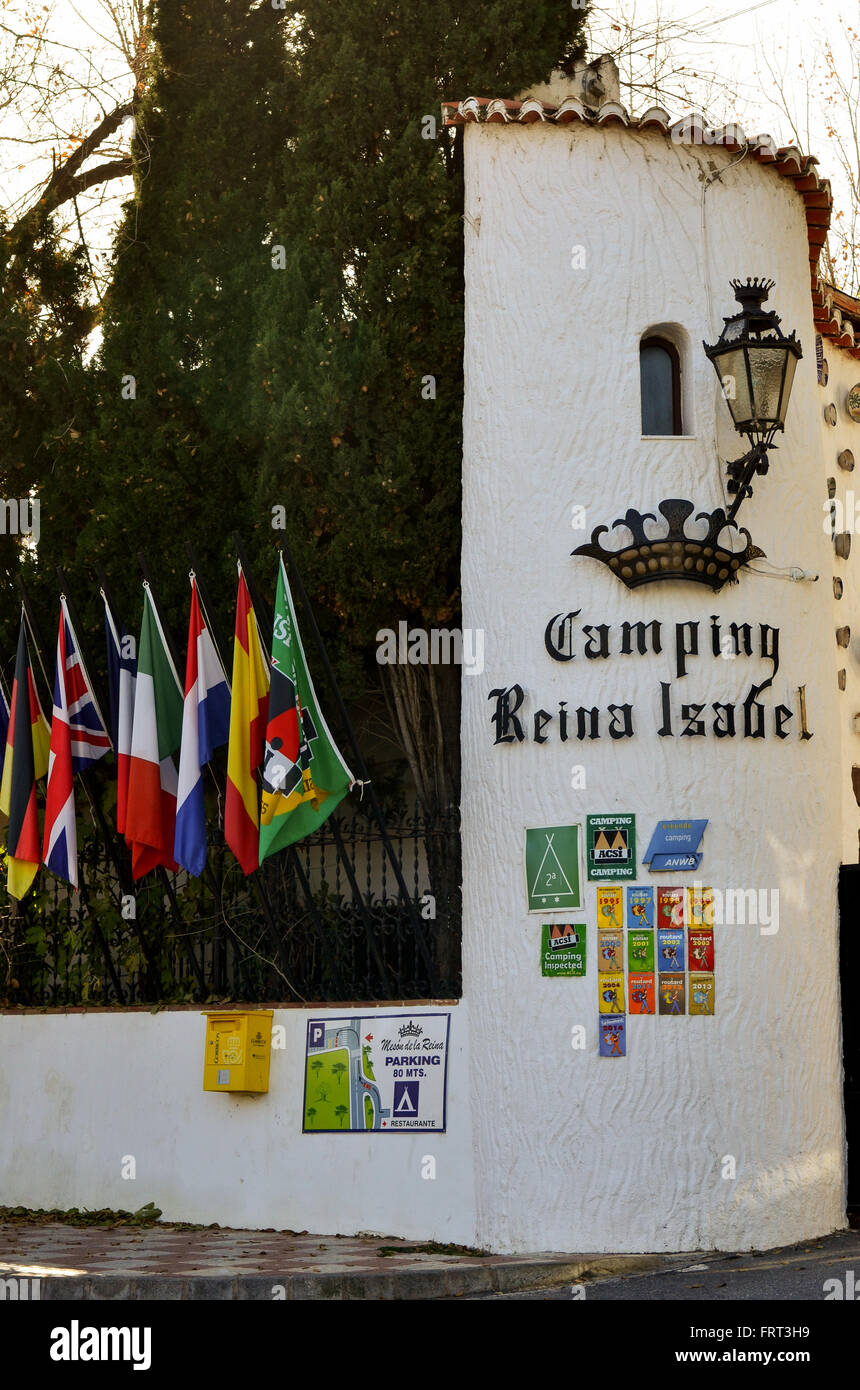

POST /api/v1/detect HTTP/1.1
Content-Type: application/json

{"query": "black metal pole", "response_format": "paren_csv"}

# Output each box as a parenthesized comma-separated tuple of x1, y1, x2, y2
(131, 556, 211, 996)
(230, 533, 271, 632)
(166, 549, 304, 998)
(16, 571, 160, 998)
(230, 537, 380, 993)
(14, 575, 53, 710)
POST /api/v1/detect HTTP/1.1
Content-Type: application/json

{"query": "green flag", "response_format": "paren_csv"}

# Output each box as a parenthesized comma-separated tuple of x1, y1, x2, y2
(259, 556, 353, 861)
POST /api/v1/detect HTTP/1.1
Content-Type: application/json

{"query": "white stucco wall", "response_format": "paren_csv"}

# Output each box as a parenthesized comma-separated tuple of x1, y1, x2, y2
(0, 1005, 475, 1240)
(461, 120, 848, 1252)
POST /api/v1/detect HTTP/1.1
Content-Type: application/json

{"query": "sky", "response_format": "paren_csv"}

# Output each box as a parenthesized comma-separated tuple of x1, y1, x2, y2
(586, 0, 855, 148)
(588, 0, 860, 286)
(2, 0, 858, 288)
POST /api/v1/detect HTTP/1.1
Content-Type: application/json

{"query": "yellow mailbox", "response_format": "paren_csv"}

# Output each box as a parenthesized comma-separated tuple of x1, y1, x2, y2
(202, 1010, 274, 1093)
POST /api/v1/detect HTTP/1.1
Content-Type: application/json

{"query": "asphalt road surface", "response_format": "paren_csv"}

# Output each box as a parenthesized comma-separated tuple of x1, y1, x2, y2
(463, 1229, 860, 1300)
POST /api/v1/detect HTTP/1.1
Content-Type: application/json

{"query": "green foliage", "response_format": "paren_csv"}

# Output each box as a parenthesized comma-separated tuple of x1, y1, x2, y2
(0, 220, 98, 655)
(7, 0, 586, 695)
(250, 1, 588, 687)
(0, 6, 588, 985)
(0, 1202, 162, 1227)
(50, 0, 293, 647)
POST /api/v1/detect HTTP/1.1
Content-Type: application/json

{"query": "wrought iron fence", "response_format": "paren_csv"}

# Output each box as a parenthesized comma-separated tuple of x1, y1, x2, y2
(0, 801, 461, 1007)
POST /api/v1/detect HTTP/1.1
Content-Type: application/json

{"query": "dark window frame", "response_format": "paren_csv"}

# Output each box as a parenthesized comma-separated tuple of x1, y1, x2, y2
(640, 335, 683, 436)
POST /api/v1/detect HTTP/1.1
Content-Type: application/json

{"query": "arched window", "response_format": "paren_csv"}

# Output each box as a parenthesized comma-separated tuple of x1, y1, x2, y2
(640, 336, 682, 436)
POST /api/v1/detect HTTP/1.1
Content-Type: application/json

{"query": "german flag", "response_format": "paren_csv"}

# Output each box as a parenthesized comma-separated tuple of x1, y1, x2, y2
(0, 618, 51, 899)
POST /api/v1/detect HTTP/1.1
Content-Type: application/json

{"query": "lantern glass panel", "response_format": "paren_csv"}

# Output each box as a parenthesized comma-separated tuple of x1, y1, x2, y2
(776, 351, 798, 425)
(746, 345, 792, 426)
(714, 345, 753, 427)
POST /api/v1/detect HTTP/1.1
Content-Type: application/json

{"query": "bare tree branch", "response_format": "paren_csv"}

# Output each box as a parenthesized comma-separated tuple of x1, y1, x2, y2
(3, 99, 135, 265)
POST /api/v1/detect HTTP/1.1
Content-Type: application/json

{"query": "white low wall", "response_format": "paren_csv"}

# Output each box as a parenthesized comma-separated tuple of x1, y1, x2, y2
(0, 1005, 476, 1242)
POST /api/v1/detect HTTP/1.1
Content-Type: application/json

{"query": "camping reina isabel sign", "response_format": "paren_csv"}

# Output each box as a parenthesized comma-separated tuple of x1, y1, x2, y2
(489, 611, 814, 745)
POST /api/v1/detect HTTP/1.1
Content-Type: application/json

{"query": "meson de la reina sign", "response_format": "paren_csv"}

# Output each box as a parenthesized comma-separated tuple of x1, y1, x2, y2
(488, 611, 813, 744)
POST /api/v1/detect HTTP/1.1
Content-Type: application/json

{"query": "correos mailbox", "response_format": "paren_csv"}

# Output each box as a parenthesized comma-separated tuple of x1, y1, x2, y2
(202, 1010, 274, 1093)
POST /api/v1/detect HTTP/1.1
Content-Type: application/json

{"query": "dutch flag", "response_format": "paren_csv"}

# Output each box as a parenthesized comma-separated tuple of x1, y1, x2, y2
(43, 598, 111, 889)
(174, 577, 231, 877)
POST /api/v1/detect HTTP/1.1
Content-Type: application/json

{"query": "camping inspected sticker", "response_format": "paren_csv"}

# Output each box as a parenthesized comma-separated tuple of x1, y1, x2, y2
(540, 922, 586, 977)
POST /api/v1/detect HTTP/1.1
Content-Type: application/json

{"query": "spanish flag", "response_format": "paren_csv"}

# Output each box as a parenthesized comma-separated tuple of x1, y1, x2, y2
(0, 617, 51, 899)
(225, 566, 270, 874)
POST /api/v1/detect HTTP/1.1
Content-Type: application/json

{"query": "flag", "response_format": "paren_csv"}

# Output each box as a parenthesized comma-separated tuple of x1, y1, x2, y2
(259, 555, 353, 861)
(175, 577, 231, 876)
(225, 567, 269, 875)
(103, 595, 136, 835)
(0, 676, 9, 789)
(125, 585, 184, 880)
(43, 598, 111, 889)
(0, 617, 51, 899)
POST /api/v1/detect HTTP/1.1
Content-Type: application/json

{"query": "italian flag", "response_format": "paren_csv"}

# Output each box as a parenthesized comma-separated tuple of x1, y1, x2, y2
(125, 585, 184, 880)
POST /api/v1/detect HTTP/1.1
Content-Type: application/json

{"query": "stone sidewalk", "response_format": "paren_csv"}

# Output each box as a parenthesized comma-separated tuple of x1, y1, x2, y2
(0, 1221, 675, 1299)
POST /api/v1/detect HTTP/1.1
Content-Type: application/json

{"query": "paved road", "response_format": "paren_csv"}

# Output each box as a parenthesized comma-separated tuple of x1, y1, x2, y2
(462, 1229, 860, 1300)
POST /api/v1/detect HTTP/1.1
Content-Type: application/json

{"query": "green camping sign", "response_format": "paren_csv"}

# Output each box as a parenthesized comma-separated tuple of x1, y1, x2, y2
(586, 813, 637, 881)
(524, 824, 582, 912)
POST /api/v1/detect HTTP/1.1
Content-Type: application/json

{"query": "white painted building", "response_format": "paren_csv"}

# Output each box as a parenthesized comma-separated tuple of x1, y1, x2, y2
(1, 58, 858, 1256)
(452, 56, 859, 1252)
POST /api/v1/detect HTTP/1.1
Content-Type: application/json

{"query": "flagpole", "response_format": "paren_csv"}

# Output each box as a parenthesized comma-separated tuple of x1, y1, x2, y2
(55, 567, 112, 751)
(52, 568, 165, 1000)
(234, 533, 439, 993)
(185, 544, 231, 687)
(13, 571, 139, 1001)
(230, 535, 272, 632)
(14, 576, 53, 713)
(134, 555, 305, 998)
(136, 553, 184, 689)
(222, 540, 361, 996)
(128, 557, 213, 997)
(95, 564, 204, 999)
(176, 555, 323, 999)
(278, 535, 438, 988)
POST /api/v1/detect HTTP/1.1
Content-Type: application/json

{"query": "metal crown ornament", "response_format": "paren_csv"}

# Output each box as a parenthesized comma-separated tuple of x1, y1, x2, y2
(572, 498, 764, 592)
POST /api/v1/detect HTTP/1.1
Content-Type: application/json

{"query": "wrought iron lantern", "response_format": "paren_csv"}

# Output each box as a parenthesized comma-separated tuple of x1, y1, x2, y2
(704, 278, 802, 519)
(574, 277, 803, 593)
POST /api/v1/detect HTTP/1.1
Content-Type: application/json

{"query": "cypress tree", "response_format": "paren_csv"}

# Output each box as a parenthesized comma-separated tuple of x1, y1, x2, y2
(251, 1, 588, 809)
(61, 0, 292, 639)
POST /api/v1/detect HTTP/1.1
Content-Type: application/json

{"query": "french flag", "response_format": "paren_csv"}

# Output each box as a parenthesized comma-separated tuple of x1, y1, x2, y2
(43, 598, 111, 888)
(104, 594, 136, 835)
(175, 577, 230, 876)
